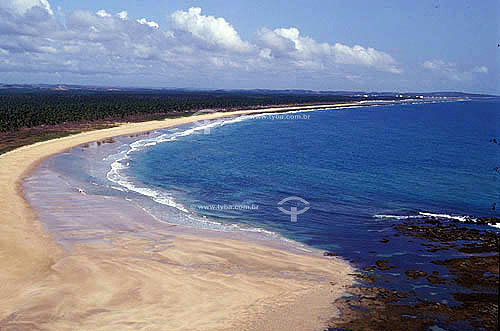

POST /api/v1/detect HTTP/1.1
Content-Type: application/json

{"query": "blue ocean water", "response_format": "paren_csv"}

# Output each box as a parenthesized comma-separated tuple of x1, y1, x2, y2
(128, 100, 498, 240)
(113, 99, 498, 305)
(39, 99, 499, 315)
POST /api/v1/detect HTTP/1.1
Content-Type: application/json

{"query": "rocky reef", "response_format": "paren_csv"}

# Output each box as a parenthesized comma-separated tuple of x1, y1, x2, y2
(328, 217, 499, 331)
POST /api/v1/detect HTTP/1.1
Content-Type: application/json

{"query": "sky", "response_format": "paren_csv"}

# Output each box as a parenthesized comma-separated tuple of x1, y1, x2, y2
(0, 0, 498, 94)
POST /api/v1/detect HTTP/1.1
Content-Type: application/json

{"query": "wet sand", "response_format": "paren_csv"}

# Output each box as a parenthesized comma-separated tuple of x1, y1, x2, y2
(0, 105, 356, 331)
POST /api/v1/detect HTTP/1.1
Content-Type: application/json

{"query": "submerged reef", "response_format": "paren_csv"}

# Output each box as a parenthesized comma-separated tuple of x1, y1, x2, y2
(328, 217, 499, 331)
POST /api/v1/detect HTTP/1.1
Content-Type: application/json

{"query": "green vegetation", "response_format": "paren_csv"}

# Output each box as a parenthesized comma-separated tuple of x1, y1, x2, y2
(0, 90, 364, 132)
(0, 123, 117, 155)
(0, 89, 385, 154)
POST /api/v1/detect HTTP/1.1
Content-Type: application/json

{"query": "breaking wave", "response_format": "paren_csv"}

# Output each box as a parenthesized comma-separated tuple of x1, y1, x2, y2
(104, 112, 320, 246)
(374, 212, 499, 229)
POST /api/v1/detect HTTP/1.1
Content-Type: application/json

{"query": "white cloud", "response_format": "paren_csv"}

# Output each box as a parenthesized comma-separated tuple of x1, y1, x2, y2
(256, 28, 296, 56)
(423, 59, 452, 71)
(117, 11, 128, 20)
(423, 60, 488, 81)
(38, 45, 56, 53)
(472, 65, 488, 74)
(333, 43, 401, 73)
(0, 4, 414, 87)
(256, 27, 401, 73)
(171, 7, 252, 53)
(96, 9, 111, 18)
(1, 0, 53, 15)
(0, 0, 57, 39)
(137, 18, 159, 29)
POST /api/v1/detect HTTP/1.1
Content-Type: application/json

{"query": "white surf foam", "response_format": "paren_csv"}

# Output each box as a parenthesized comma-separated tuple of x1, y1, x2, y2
(104, 113, 315, 244)
(417, 212, 476, 223)
(105, 115, 267, 213)
(374, 214, 419, 220)
(375, 211, 499, 229)
(105, 108, 333, 215)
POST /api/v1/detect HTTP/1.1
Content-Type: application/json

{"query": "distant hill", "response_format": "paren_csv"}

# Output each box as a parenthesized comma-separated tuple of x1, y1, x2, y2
(0, 83, 496, 98)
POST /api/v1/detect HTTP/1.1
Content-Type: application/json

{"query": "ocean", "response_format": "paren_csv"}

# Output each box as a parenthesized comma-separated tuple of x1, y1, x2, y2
(24, 99, 499, 329)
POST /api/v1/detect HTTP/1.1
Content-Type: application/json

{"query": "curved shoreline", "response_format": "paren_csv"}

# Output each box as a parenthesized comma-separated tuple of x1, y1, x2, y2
(0, 104, 357, 331)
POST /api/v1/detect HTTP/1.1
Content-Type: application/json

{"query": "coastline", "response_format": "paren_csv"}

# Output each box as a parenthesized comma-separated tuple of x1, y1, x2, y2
(0, 103, 357, 331)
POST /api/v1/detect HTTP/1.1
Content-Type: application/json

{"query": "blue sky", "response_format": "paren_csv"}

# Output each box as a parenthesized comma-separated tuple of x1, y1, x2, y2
(0, 0, 498, 93)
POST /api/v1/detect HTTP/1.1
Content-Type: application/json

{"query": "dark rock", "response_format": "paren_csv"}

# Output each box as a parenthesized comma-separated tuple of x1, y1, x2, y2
(375, 260, 392, 271)
(426, 275, 445, 284)
(477, 217, 500, 226)
(433, 255, 499, 290)
(329, 215, 499, 331)
(405, 270, 428, 279)
(329, 285, 499, 331)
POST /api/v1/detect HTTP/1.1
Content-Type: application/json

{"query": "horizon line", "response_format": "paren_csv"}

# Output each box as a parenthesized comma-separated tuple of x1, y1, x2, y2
(0, 82, 498, 97)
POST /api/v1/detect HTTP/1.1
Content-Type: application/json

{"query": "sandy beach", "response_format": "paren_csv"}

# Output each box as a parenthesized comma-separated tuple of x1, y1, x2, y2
(0, 104, 356, 331)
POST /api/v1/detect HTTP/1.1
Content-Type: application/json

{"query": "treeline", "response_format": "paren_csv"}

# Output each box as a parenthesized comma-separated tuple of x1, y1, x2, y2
(0, 90, 364, 132)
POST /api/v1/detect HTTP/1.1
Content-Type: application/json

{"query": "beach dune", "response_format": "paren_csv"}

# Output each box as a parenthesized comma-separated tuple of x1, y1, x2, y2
(0, 106, 355, 331)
